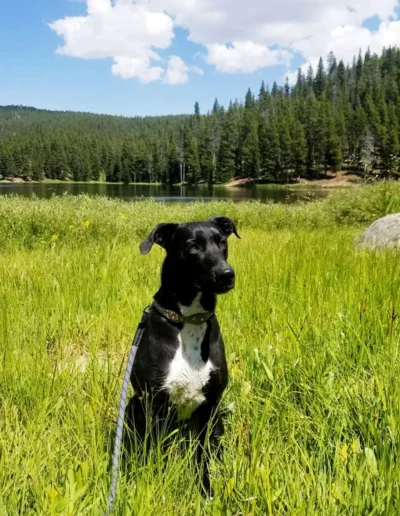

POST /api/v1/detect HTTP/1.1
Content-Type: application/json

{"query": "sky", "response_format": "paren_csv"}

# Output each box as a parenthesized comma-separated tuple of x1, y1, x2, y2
(1, 0, 399, 117)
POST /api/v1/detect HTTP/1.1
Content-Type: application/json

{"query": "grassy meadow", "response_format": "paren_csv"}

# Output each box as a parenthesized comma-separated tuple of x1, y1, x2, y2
(1, 183, 400, 515)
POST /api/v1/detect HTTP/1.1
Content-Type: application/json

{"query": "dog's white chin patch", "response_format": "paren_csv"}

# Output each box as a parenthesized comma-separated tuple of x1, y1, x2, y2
(164, 294, 213, 420)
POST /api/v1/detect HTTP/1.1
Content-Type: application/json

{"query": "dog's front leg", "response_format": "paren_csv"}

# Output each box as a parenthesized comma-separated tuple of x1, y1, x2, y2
(195, 402, 224, 496)
(124, 392, 174, 455)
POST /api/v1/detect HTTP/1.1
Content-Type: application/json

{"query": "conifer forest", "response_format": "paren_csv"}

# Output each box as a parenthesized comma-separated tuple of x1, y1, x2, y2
(1, 48, 399, 184)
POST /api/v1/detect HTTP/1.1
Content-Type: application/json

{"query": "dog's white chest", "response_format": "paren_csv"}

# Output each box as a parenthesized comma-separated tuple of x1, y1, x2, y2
(164, 298, 213, 419)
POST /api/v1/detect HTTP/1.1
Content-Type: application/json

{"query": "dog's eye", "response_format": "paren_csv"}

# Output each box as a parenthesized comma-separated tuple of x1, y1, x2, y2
(187, 243, 200, 254)
(219, 239, 227, 250)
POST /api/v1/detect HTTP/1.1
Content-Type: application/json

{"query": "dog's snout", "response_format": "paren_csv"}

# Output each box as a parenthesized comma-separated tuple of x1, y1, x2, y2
(216, 266, 235, 292)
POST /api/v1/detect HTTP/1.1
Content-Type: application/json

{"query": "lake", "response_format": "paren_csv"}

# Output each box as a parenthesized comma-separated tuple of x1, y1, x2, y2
(0, 182, 332, 203)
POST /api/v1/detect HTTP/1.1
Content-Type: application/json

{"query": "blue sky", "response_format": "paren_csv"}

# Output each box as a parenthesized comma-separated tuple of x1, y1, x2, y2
(1, 0, 399, 117)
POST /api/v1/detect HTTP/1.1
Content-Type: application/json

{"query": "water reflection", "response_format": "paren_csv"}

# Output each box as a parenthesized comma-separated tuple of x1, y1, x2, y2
(0, 182, 332, 203)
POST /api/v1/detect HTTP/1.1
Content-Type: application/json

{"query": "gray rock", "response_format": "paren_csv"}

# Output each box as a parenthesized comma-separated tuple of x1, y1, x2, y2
(356, 213, 400, 250)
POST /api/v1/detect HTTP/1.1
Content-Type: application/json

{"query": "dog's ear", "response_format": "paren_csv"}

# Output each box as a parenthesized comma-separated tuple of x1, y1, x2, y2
(140, 223, 178, 255)
(209, 216, 240, 239)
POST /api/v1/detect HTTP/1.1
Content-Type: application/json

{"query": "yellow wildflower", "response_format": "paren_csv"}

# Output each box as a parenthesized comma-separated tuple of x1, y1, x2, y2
(226, 477, 235, 497)
(340, 443, 349, 461)
(83, 220, 90, 228)
(47, 486, 58, 504)
(50, 234, 58, 242)
(243, 380, 252, 395)
(118, 213, 127, 219)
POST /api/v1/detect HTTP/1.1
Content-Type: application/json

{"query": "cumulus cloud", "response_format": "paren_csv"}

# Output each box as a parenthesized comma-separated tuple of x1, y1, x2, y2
(50, 0, 400, 83)
(286, 20, 400, 83)
(112, 55, 164, 82)
(206, 42, 287, 73)
(164, 55, 189, 84)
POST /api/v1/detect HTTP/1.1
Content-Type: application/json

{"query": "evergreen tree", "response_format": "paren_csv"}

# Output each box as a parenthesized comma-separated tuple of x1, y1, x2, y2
(327, 51, 337, 75)
(242, 118, 259, 178)
(314, 58, 327, 99)
(186, 136, 201, 183)
(167, 140, 180, 184)
(216, 111, 236, 183)
(291, 120, 307, 176)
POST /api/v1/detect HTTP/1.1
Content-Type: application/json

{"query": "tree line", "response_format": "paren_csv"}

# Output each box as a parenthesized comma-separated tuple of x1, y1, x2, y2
(0, 47, 399, 184)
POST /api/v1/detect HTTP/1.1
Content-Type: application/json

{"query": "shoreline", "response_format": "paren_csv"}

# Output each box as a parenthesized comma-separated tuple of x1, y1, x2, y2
(0, 174, 365, 189)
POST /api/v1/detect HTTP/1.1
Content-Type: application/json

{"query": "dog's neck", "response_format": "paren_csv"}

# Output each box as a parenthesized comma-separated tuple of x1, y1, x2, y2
(154, 283, 216, 316)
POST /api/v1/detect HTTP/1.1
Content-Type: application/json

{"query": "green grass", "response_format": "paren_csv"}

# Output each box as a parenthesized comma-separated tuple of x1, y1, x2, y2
(1, 183, 400, 514)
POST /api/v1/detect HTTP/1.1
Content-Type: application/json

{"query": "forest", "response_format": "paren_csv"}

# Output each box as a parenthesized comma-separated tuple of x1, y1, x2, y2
(0, 47, 399, 184)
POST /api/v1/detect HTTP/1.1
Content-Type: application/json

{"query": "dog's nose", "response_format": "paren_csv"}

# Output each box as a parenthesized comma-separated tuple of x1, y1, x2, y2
(222, 269, 234, 282)
(217, 268, 235, 291)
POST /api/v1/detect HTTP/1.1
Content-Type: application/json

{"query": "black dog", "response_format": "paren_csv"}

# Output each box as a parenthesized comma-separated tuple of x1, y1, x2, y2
(125, 216, 239, 493)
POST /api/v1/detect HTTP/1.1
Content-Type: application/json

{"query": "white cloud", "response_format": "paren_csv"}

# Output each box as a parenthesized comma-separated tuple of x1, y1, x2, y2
(191, 65, 204, 76)
(50, 2, 174, 59)
(287, 20, 400, 83)
(112, 55, 164, 83)
(50, 0, 400, 83)
(164, 55, 189, 84)
(206, 41, 286, 73)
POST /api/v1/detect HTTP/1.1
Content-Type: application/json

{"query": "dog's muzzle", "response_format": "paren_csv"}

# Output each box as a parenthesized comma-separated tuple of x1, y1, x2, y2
(215, 267, 235, 293)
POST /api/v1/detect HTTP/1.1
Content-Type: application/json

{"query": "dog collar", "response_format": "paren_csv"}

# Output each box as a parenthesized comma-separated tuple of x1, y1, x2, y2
(151, 299, 214, 325)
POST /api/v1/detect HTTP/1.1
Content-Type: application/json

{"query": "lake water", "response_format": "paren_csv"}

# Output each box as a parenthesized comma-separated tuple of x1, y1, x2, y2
(0, 182, 332, 203)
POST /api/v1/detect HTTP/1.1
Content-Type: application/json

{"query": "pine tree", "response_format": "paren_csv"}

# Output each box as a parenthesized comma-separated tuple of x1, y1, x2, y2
(242, 118, 259, 178)
(284, 77, 290, 97)
(314, 98, 328, 174)
(216, 111, 236, 183)
(113, 159, 122, 183)
(337, 60, 346, 91)
(21, 155, 33, 180)
(186, 136, 201, 183)
(89, 140, 101, 181)
(326, 119, 342, 172)
(69, 149, 82, 181)
(212, 98, 220, 115)
(198, 127, 213, 183)
(356, 50, 363, 81)
(382, 105, 399, 177)
(245, 88, 256, 109)
(306, 65, 314, 88)
(279, 122, 292, 181)
(267, 119, 281, 181)
(327, 51, 337, 76)
(291, 120, 307, 176)
(167, 139, 180, 184)
(295, 68, 305, 97)
(258, 117, 269, 179)
(314, 57, 327, 99)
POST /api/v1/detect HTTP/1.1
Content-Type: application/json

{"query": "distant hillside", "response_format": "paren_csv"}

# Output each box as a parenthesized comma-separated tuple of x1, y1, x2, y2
(1, 47, 399, 184)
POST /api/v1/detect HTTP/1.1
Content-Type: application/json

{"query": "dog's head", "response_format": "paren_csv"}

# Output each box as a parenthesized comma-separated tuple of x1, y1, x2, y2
(140, 216, 240, 295)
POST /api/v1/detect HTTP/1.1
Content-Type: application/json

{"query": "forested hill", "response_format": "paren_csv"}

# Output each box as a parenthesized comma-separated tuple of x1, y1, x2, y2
(1, 47, 400, 184)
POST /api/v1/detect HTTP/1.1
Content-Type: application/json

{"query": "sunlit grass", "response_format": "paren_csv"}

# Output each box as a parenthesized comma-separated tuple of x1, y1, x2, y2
(0, 185, 400, 514)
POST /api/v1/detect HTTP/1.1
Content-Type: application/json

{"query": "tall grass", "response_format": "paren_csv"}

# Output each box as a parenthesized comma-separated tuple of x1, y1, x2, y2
(0, 184, 399, 514)
(1, 182, 399, 251)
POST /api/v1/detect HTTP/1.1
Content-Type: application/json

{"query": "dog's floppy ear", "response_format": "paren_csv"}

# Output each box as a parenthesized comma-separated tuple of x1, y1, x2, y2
(140, 223, 178, 255)
(209, 216, 240, 239)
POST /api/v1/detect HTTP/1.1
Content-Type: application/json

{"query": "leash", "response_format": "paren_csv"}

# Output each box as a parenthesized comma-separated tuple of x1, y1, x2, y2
(105, 306, 150, 515)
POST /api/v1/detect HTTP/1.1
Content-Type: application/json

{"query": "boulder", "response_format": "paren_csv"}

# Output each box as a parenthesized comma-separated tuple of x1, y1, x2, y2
(356, 213, 400, 250)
